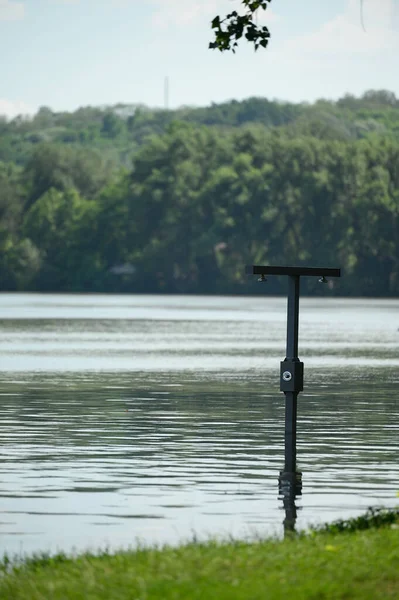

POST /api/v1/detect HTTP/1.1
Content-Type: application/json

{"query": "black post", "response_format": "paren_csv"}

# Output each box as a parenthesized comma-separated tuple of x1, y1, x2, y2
(284, 275, 301, 473)
(279, 275, 304, 506)
(284, 392, 298, 473)
(245, 265, 341, 534)
(286, 275, 300, 360)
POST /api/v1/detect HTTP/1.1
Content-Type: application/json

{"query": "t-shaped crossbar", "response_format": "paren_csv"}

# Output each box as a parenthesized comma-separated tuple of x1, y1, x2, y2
(246, 265, 341, 492)
(245, 265, 341, 278)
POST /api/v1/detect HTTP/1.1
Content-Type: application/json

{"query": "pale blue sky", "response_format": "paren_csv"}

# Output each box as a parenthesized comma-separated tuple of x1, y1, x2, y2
(1, 0, 399, 117)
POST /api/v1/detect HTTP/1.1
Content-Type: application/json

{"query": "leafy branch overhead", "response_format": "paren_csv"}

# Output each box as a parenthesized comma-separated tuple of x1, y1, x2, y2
(209, 0, 272, 53)
(210, 0, 366, 52)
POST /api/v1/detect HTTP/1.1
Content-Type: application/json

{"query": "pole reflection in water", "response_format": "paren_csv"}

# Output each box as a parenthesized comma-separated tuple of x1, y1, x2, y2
(279, 469, 302, 535)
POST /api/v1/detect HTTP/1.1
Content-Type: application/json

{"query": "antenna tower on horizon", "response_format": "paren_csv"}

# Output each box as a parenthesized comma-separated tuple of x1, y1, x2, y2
(164, 76, 169, 110)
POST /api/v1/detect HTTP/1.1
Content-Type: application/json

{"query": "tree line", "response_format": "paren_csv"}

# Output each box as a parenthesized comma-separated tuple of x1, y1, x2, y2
(1, 90, 398, 296)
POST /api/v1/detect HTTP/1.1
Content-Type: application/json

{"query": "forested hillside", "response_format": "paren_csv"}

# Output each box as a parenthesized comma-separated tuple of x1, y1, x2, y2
(1, 90, 398, 296)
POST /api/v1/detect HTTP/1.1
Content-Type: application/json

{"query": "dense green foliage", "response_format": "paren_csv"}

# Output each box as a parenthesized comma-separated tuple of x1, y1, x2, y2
(1, 511, 398, 599)
(1, 90, 399, 295)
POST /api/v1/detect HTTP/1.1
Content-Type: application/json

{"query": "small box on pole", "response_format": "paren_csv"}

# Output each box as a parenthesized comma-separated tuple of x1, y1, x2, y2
(280, 360, 304, 393)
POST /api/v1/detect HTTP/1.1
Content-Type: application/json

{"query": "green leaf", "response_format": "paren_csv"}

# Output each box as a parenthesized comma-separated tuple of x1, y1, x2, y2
(211, 16, 220, 29)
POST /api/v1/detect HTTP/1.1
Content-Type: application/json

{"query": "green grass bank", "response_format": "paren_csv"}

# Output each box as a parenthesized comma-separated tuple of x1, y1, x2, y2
(1, 510, 398, 600)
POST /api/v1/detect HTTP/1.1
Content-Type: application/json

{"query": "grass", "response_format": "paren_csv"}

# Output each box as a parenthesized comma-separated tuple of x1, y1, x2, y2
(1, 509, 398, 600)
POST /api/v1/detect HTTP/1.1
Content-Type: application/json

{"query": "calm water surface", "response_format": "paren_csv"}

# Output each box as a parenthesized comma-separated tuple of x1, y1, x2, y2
(0, 294, 398, 556)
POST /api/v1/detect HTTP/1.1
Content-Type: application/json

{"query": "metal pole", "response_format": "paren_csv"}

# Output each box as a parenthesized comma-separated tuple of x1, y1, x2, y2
(246, 264, 340, 536)
(286, 275, 300, 361)
(279, 274, 303, 519)
(284, 392, 297, 473)
(284, 275, 300, 472)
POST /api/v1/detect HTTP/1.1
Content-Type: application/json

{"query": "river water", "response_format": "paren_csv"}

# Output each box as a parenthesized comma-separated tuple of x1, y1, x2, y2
(0, 294, 398, 556)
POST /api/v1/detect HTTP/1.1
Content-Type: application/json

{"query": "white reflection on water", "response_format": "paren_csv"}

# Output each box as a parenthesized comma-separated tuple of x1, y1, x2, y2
(0, 294, 398, 372)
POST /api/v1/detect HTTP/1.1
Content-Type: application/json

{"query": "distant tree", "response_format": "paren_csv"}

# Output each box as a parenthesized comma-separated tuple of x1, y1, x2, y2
(24, 144, 114, 206)
(361, 90, 398, 108)
(0, 117, 8, 135)
(101, 112, 124, 139)
(0, 236, 41, 290)
(33, 106, 55, 129)
(23, 187, 95, 290)
(0, 161, 24, 232)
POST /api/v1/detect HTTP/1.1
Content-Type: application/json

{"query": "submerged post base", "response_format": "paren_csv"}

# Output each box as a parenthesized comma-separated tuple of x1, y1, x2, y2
(278, 470, 303, 498)
(279, 470, 303, 535)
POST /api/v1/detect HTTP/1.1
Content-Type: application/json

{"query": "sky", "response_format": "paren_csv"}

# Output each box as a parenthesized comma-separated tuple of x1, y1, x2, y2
(1, 0, 399, 118)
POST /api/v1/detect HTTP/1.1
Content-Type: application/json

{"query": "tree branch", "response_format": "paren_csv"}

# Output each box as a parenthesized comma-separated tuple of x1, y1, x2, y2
(210, 1, 366, 53)
(209, 0, 272, 53)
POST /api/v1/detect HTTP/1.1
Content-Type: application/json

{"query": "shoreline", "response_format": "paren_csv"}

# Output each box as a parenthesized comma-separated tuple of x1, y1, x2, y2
(1, 508, 398, 600)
